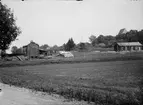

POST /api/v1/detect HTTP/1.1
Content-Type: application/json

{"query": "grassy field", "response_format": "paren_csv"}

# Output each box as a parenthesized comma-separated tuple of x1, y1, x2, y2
(0, 60, 143, 105)
(0, 51, 143, 67)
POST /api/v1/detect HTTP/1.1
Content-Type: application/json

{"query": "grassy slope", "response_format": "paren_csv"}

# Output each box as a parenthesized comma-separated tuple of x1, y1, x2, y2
(0, 60, 143, 105)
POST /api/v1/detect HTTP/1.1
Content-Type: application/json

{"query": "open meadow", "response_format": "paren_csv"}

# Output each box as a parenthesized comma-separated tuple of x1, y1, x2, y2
(1, 51, 143, 67)
(0, 59, 143, 105)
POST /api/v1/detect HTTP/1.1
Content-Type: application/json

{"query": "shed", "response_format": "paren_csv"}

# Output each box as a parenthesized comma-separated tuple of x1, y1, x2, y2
(23, 41, 39, 58)
(114, 42, 143, 52)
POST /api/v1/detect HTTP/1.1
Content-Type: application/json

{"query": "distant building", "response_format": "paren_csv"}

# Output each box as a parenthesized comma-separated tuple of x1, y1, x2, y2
(114, 42, 143, 52)
(23, 41, 39, 58)
(39, 47, 60, 56)
(39, 48, 53, 56)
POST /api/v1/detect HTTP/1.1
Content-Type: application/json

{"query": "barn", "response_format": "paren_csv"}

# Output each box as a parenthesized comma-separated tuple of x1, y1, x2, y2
(23, 41, 39, 58)
(114, 42, 143, 52)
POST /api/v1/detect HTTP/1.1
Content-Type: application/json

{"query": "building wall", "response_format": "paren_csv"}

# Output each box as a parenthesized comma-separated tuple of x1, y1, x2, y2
(23, 46, 28, 56)
(114, 45, 142, 52)
(23, 42, 39, 58)
(28, 43, 39, 58)
(114, 44, 120, 51)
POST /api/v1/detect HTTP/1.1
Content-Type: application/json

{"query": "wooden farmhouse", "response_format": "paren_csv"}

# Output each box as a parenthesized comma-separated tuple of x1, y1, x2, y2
(114, 42, 143, 52)
(23, 41, 39, 58)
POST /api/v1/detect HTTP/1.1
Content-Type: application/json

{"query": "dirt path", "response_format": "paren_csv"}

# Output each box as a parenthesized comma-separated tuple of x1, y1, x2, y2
(0, 83, 90, 105)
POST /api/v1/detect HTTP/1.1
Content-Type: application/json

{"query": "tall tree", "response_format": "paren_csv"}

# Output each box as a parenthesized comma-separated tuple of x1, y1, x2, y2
(97, 35, 105, 43)
(89, 35, 97, 46)
(0, 2, 21, 51)
(52, 45, 58, 49)
(64, 38, 75, 51)
(103, 35, 116, 47)
(138, 30, 143, 44)
(40, 44, 49, 50)
(116, 29, 139, 42)
(78, 42, 86, 51)
(126, 30, 138, 42)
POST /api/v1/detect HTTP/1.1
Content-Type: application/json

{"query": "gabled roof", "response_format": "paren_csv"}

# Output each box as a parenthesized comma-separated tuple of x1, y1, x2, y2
(116, 42, 142, 46)
(23, 41, 39, 48)
(30, 41, 39, 46)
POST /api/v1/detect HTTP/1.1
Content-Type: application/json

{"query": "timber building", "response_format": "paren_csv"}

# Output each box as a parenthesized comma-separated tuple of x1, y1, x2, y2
(114, 42, 143, 52)
(23, 41, 39, 58)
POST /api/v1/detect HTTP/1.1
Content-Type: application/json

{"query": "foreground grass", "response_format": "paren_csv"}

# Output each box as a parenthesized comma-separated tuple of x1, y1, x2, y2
(0, 60, 143, 105)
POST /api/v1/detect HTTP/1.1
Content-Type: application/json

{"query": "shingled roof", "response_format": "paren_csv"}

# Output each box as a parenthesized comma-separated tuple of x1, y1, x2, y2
(117, 42, 142, 46)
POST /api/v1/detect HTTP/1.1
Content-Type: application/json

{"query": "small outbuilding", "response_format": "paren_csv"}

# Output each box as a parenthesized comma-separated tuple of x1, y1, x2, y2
(23, 41, 39, 58)
(114, 42, 143, 52)
(39, 48, 59, 56)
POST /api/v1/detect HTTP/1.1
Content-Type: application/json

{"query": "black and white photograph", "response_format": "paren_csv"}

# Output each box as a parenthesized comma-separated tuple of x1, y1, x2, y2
(0, 0, 143, 105)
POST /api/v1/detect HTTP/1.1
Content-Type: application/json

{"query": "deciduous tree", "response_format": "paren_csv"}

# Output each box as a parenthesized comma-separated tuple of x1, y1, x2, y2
(40, 44, 49, 50)
(11, 46, 18, 54)
(89, 35, 97, 46)
(0, 2, 21, 52)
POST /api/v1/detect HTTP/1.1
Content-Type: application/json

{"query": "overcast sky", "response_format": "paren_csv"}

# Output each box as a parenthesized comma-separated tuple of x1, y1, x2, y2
(2, 0, 143, 52)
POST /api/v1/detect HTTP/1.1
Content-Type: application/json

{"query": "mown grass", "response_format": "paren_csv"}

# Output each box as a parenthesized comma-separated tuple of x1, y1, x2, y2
(0, 60, 143, 105)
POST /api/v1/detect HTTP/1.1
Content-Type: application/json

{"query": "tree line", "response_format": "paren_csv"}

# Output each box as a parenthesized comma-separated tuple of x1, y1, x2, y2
(89, 29, 143, 48)
(62, 29, 143, 51)
(1, 1, 143, 54)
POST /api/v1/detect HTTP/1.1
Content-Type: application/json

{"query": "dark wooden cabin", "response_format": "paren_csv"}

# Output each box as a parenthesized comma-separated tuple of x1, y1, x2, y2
(114, 42, 143, 52)
(23, 41, 39, 58)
